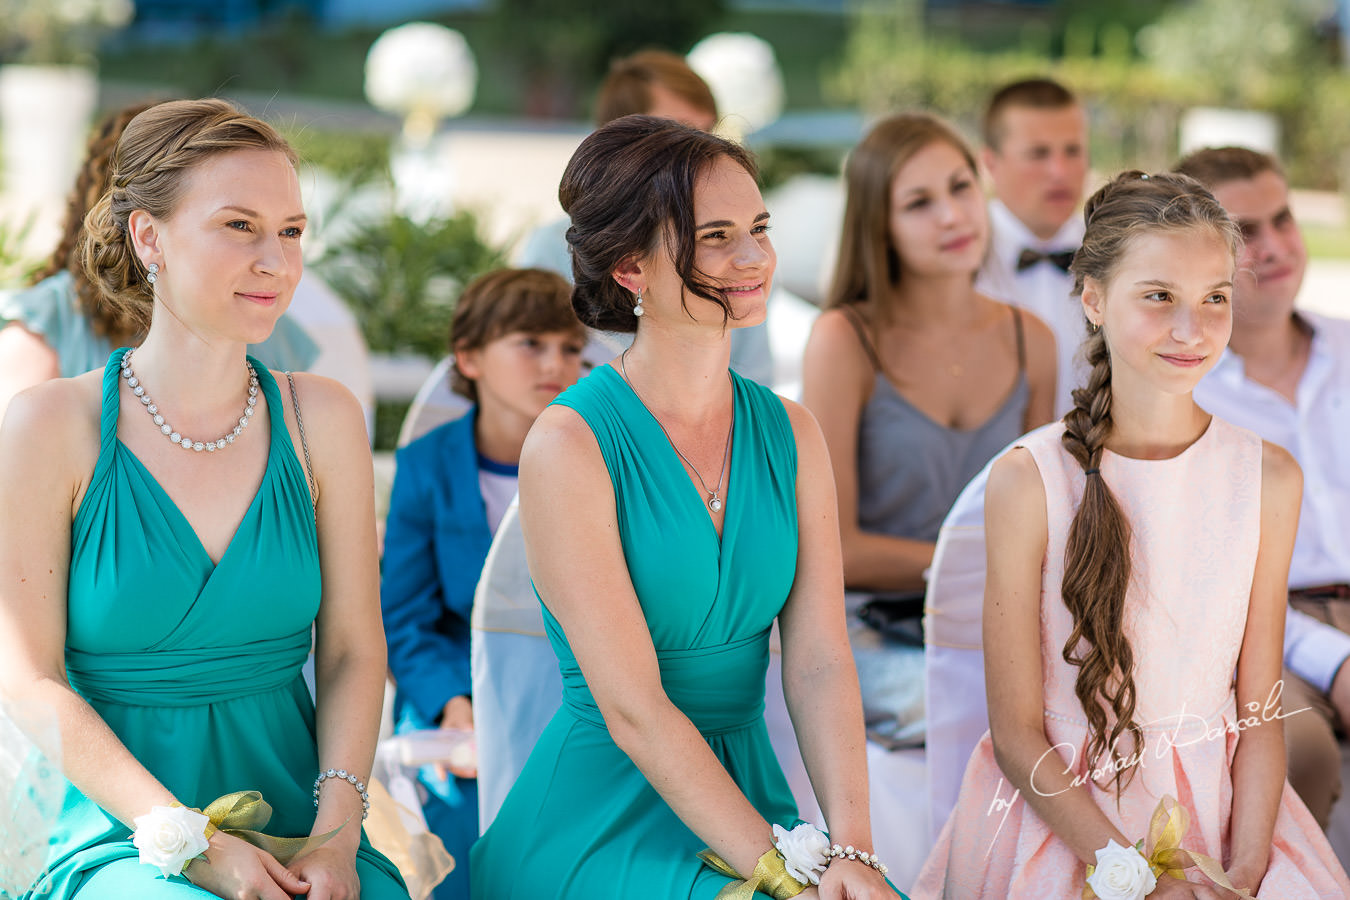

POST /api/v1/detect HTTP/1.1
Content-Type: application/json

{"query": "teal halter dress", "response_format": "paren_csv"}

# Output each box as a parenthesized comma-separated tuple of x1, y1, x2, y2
(471, 366, 804, 898)
(27, 350, 406, 899)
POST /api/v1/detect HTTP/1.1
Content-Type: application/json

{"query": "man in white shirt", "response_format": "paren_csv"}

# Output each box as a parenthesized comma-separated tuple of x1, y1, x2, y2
(975, 78, 1089, 416)
(1179, 146, 1350, 828)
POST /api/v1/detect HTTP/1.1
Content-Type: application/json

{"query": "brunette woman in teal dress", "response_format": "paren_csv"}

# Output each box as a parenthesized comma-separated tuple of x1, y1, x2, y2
(472, 117, 904, 899)
(0, 100, 406, 900)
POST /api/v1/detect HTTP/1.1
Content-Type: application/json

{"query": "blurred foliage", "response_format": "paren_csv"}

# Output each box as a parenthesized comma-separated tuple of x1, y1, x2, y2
(312, 208, 505, 361)
(754, 143, 845, 192)
(832, 0, 1347, 189)
(485, 0, 726, 118)
(281, 125, 390, 186)
(0, 214, 42, 289)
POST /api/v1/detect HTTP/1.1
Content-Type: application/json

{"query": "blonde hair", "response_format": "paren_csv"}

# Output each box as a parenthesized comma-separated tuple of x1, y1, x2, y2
(79, 98, 297, 332)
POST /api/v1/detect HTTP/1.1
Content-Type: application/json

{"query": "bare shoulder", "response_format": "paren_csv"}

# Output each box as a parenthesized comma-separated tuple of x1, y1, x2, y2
(777, 396, 825, 450)
(1016, 306, 1057, 351)
(986, 446, 1048, 523)
(271, 370, 366, 441)
(805, 306, 867, 356)
(1259, 439, 1302, 504)
(0, 371, 102, 486)
(520, 402, 603, 477)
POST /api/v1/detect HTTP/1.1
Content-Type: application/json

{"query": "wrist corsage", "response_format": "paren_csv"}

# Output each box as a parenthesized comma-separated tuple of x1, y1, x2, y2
(772, 822, 830, 886)
(132, 805, 210, 877)
(132, 790, 350, 880)
(1085, 840, 1156, 900)
(1083, 796, 1255, 900)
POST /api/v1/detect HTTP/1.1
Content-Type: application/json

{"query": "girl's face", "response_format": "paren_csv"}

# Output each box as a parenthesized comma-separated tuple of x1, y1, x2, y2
(137, 149, 305, 347)
(1082, 228, 1234, 397)
(458, 329, 586, 424)
(632, 153, 775, 328)
(887, 139, 988, 280)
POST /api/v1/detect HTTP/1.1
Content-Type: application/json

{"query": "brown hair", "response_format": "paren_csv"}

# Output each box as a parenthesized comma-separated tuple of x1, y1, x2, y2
(1173, 146, 1284, 192)
(32, 102, 159, 340)
(1062, 170, 1240, 794)
(449, 267, 583, 402)
(594, 50, 717, 127)
(559, 114, 757, 333)
(826, 112, 978, 313)
(79, 98, 297, 334)
(983, 77, 1078, 151)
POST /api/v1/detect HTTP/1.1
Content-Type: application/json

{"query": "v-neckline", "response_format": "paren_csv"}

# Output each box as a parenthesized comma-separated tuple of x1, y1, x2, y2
(115, 437, 272, 569)
(112, 361, 278, 566)
(606, 365, 739, 547)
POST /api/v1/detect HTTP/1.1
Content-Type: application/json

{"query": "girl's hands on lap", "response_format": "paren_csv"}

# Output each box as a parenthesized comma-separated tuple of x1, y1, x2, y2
(185, 830, 310, 900)
(1147, 877, 1225, 899)
(817, 858, 891, 899)
(288, 845, 361, 900)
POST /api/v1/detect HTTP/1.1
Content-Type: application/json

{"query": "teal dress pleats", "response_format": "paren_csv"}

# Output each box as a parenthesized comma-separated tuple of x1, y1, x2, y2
(27, 350, 406, 900)
(472, 366, 802, 898)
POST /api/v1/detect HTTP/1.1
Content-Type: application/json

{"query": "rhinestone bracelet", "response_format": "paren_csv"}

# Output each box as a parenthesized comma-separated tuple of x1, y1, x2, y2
(313, 768, 370, 821)
(827, 843, 889, 877)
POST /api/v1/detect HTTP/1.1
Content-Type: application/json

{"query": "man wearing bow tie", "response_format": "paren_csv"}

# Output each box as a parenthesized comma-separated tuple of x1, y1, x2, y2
(975, 78, 1089, 416)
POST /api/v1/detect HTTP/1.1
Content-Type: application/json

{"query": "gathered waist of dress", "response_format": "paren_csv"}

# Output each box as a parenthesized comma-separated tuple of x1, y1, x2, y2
(66, 627, 311, 707)
(559, 629, 771, 736)
(1044, 691, 1251, 743)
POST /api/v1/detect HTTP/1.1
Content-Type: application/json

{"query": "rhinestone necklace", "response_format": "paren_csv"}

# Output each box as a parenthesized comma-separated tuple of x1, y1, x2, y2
(120, 350, 259, 453)
(619, 348, 733, 513)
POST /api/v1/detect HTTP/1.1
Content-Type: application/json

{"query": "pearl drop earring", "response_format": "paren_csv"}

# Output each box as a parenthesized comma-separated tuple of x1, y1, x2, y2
(633, 288, 645, 317)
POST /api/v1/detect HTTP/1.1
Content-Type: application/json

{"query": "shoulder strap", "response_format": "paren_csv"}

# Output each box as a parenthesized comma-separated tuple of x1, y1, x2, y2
(284, 371, 318, 515)
(1010, 305, 1026, 372)
(838, 303, 882, 373)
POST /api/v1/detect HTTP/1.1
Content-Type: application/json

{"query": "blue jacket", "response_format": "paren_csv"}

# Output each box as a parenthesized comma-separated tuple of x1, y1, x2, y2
(380, 409, 494, 727)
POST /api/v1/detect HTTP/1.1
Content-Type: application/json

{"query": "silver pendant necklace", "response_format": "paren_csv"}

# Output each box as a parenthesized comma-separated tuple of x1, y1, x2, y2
(120, 349, 259, 452)
(619, 349, 733, 513)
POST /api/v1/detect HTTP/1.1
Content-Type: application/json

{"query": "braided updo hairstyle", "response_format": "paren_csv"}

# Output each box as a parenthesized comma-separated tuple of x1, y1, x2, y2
(558, 115, 757, 333)
(1061, 170, 1240, 794)
(78, 98, 297, 333)
(32, 102, 157, 341)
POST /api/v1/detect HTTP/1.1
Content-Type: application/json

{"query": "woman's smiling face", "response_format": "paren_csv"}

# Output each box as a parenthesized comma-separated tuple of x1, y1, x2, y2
(636, 153, 775, 329)
(139, 148, 306, 346)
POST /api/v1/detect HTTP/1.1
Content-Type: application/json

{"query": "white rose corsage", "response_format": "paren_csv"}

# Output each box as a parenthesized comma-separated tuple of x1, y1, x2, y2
(131, 805, 210, 878)
(772, 822, 830, 886)
(1085, 839, 1158, 900)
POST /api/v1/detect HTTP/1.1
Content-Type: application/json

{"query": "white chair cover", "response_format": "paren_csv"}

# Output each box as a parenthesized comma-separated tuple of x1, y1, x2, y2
(923, 462, 993, 841)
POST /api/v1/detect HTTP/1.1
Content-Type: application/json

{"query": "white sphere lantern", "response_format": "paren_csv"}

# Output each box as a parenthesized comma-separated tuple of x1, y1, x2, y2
(687, 32, 785, 141)
(364, 22, 477, 146)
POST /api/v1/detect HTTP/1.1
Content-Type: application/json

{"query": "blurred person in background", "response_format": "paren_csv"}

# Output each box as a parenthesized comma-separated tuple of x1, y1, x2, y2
(381, 267, 585, 898)
(801, 111, 1054, 670)
(1180, 146, 1350, 832)
(0, 102, 319, 421)
(976, 77, 1090, 417)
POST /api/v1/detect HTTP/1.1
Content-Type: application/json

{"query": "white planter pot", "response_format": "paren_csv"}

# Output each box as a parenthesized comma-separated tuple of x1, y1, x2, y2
(0, 64, 98, 210)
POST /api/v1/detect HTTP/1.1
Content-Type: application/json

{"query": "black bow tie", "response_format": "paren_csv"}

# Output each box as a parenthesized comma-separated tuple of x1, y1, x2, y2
(1017, 248, 1076, 273)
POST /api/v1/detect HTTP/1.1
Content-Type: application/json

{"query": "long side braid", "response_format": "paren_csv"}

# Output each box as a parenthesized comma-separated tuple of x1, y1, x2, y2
(1059, 330, 1141, 794)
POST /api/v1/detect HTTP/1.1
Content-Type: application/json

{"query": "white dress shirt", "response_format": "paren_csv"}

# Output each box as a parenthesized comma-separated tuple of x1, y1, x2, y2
(1194, 311, 1350, 692)
(977, 199, 1086, 418)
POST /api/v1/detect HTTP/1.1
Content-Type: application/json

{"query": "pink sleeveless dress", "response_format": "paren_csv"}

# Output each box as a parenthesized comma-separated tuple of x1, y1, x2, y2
(912, 418, 1350, 898)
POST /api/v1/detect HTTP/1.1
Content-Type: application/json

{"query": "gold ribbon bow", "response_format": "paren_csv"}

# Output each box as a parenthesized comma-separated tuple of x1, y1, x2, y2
(190, 791, 345, 865)
(698, 848, 807, 900)
(1084, 796, 1255, 899)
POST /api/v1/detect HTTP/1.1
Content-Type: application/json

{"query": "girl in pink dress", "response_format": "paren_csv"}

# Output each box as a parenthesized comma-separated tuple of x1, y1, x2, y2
(913, 171, 1350, 898)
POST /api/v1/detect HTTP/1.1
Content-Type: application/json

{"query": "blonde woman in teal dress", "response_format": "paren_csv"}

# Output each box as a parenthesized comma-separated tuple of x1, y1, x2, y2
(0, 100, 407, 900)
(472, 116, 904, 898)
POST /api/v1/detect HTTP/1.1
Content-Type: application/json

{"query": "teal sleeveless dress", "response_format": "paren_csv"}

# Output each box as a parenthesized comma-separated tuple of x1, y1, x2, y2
(28, 350, 406, 899)
(471, 366, 804, 898)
